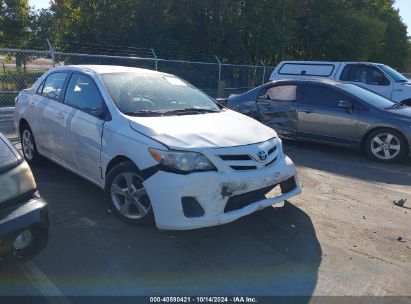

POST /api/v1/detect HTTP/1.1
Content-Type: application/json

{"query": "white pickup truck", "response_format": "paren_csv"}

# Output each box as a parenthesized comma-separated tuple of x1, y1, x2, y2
(269, 61, 411, 105)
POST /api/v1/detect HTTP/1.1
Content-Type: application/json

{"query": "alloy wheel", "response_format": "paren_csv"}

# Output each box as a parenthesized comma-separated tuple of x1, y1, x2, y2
(110, 172, 151, 219)
(22, 129, 34, 160)
(370, 133, 401, 160)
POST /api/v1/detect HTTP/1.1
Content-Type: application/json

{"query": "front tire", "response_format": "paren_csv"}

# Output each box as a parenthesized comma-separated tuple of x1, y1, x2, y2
(20, 125, 41, 164)
(364, 128, 408, 162)
(105, 161, 154, 226)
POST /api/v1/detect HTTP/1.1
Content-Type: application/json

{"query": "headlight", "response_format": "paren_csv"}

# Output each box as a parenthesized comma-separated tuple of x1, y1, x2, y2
(149, 148, 216, 173)
(0, 161, 36, 204)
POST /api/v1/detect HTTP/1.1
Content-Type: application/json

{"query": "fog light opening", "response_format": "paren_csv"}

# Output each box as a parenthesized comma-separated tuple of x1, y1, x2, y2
(13, 229, 33, 250)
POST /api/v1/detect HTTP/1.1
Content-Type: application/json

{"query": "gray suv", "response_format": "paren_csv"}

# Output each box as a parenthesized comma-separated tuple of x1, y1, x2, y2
(226, 79, 411, 162)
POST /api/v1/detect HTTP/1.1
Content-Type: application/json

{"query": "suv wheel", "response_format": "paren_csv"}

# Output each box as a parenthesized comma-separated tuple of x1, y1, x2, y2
(364, 128, 408, 162)
(20, 125, 41, 164)
(105, 161, 154, 226)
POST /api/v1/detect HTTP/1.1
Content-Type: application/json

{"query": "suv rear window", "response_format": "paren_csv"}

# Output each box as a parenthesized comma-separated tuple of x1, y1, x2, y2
(278, 63, 334, 77)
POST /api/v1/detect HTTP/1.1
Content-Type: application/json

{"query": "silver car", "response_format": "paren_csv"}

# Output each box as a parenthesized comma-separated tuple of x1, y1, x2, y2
(226, 79, 411, 162)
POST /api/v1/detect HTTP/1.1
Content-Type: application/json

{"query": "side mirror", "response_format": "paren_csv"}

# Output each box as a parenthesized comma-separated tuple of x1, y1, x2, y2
(338, 100, 353, 113)
(90, 107, 108, 119)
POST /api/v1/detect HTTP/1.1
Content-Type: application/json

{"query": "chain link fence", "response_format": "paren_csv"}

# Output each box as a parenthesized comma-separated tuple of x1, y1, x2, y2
(0, 47, 275, 108)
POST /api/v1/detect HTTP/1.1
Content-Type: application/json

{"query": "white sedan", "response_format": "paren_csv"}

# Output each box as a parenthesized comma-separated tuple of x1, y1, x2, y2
(14, 65, 301, 230)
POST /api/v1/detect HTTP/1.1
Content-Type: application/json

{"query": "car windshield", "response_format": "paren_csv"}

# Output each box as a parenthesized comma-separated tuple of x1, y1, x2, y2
(378, 64, 408, 83)
(101, 72, 220, 115)
(337, 84, 397, 108)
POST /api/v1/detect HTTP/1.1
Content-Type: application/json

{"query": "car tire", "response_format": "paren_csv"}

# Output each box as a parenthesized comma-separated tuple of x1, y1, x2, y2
(364, 128, 408, 162)
(105, 161, 154, 226)
(20, 124, 42, 165)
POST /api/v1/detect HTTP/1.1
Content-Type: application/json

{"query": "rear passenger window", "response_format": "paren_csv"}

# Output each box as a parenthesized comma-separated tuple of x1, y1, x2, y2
(64, 74, 105, 117)
(302, 85, 349, 107)
(259, 85, 297, 101)
(39, 72, 68, 100)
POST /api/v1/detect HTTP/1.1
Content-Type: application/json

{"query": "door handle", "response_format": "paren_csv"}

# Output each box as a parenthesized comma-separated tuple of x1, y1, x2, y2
(29, 101, 35, 107)
(300, 109, 313, 114)
(56, 112, 65, 120)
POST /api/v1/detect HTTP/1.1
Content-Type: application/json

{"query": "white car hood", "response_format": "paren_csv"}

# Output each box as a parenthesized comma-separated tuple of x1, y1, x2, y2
(127, 109, 276, 149)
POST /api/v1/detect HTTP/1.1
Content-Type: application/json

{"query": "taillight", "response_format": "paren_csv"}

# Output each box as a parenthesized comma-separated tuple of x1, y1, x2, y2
(15, 95, 19, 103)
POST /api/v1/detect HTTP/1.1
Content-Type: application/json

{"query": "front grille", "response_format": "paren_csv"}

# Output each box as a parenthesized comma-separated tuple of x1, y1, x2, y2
(268, 146, 277, 155)
(216, 140, 279, 171)
(265, 156, 277, 167)
(219, 155, 252, 161)
(224, 183, 277, 213)
(230, 165, 257, 170)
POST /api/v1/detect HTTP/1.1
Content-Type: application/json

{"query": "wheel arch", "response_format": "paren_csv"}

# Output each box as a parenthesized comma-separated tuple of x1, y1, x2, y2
(18, 118, 30, 135)
(105, 155, 137, 178)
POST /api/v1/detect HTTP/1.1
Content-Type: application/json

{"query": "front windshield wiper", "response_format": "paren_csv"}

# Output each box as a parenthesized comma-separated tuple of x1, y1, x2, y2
(162, 108, 221, 116)
(122, 110, 164, 116)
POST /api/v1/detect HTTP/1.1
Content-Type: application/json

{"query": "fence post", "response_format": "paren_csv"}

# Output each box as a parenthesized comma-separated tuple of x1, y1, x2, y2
(47, 39, 55, 67)
(151, 49, 158, 71)
(261, 60, 266, 84)
(215, 55, 224, 98)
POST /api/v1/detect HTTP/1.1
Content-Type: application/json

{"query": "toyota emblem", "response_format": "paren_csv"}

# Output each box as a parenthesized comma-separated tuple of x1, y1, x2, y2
(257, 150, 267, 162)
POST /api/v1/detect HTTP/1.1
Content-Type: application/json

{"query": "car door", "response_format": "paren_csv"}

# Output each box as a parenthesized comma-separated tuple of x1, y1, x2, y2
(62, 73, 109, 182)
(255, 83, 299, 135)
(340, 64, 393, 99)
(35, 72, 70, 156)
(297, 84, 359, 143)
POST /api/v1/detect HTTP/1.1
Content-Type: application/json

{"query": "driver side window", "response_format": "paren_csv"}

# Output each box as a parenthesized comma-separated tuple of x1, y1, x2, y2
(258, 85, 297, 102)
(353, 66, 389, 86)
(64, 74, 106, 117)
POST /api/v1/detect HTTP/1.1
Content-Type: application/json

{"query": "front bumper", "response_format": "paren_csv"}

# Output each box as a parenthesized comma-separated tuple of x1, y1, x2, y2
(0, 196, 50, 261)
(143, 155, 301, 230)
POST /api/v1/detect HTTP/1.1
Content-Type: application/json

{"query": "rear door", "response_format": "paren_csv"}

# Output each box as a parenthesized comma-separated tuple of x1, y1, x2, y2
(62, 72, 108, 182)
(297, 84, 360, 142)
(256, 83, 299, 135)
(35, 72, 69, 156)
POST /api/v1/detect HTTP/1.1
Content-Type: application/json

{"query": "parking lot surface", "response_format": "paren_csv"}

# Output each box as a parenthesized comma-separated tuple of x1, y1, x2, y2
(0, 120, 410, 297)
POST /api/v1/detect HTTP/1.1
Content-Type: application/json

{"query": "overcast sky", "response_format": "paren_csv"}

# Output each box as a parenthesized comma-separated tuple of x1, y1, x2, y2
(29, 0, 411, 36)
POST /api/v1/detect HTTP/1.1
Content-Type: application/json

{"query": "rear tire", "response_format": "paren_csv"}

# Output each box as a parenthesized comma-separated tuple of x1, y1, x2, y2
(364, 128, 408, 162)
(20, 124, 42, 165)
(105, 161, 154, 226)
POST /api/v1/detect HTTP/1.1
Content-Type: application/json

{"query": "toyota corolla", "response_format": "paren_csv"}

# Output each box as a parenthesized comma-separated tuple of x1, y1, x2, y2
(14, 65, 301, 230)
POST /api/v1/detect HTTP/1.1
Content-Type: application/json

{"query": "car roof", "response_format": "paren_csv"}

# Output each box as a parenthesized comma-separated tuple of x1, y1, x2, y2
(272, 78, 341, 86)
(50, 65, 171, 76)
(278, 61, 383, 66)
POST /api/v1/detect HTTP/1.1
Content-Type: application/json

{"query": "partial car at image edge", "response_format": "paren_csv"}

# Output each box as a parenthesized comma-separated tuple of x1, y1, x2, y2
(0, 132, 49, 264)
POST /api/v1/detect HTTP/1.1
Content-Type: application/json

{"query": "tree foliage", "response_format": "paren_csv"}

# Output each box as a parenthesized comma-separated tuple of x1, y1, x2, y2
(1, 0, 410, 68)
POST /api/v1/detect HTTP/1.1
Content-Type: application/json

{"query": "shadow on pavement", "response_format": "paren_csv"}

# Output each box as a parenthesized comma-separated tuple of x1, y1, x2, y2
(283, 140, 411, 186)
